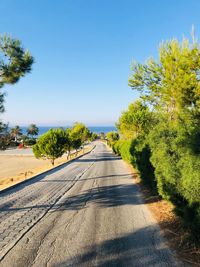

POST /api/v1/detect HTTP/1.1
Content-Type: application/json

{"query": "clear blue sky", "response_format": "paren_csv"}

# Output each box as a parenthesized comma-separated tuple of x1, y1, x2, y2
(1, 0, 200, 126)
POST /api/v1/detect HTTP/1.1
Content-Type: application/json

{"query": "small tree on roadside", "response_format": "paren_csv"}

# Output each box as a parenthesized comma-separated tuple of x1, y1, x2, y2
(70, 122, 90, 145)
(64, 128, 73, 159)
(71, 137, 82, 156)
(33, 128, 67, 165)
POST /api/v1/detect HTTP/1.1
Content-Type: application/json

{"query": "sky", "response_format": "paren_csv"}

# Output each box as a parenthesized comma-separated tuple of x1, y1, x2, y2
(0, 0, 200, 126)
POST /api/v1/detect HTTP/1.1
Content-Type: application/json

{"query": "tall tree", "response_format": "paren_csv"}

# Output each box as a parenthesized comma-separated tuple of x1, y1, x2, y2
(128, 36, 200, 236)
(27, 124, 39, 137)
(0, 35, 34, 113)
(128, 39, 200, 121)
(0, 122, 10, 150)
(10, 125, 22, 141)
(116, 100, 151, 140)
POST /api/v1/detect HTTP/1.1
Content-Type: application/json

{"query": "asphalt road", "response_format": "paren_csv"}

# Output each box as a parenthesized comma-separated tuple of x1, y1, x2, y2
(0, 142, 186, 267)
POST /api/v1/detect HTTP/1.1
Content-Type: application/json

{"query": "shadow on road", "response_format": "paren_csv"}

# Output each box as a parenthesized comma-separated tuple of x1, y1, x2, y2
(53, 225, 176, 267)
(38, 173, 132, 183)
(0, 152, 120, 198)
(58, 183, 143, 210)
(0, 183, 147, 212)
(76, 155, 121, 162)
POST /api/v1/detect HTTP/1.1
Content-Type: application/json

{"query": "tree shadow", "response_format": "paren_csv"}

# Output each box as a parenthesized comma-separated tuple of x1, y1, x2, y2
(77, 156, 121, 162)
(38, 174, 133, 183)
(0, 153, 94, 197)
(58, 183, 143, 210)
(53, 225, 179, 267)
(0, 183, 155, 212)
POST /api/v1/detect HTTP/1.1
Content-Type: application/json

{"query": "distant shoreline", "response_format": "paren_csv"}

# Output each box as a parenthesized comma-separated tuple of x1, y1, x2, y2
(10, 126, 117, 136)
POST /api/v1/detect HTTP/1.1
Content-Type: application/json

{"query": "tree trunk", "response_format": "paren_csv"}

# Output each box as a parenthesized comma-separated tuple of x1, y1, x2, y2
(67, 150, 71, 160)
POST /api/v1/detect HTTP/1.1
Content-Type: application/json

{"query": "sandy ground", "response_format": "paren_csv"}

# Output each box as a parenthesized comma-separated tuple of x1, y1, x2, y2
(0, 147, 91, 191)
(0, 148, 33, 155)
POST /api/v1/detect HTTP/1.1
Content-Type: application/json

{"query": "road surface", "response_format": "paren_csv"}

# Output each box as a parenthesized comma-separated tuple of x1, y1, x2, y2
(0, 141, 186, 267)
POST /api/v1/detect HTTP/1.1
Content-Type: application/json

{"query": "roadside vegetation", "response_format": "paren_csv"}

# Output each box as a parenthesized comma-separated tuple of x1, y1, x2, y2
(108, 36, 200, 243)
(33, 122, 96, 165)
(0, 35, 33, 112)
(0, 124, 39, 150)
(0, 34, 34, 149)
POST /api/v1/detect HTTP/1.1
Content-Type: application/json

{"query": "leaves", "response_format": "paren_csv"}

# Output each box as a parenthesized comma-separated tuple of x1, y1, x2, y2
(117, 100, 152, 139)
(0, 34, 34, 113)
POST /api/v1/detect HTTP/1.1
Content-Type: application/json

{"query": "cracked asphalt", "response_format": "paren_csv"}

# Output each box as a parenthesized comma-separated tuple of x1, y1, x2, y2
(0, 141, 187, 267)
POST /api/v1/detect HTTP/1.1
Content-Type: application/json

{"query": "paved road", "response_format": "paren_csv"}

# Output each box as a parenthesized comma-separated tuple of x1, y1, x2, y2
(0, 142, 186, 267)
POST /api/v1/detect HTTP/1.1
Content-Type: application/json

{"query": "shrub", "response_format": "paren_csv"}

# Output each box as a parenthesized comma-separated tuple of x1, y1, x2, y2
(130, 137, 156, 192)
(24, 138, 36, 146)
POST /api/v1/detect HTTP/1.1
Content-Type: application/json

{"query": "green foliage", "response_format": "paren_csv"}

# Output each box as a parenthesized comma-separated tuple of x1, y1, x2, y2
(90, 132, 98, 141)
(23, 138, 36, 146)
(68, 122, 90, 155)
(70, 122, 90, 144)
(131, 137, 156, 192)
(116, 100, 152, 139)
(112, 136, 156, 192)
(0, 93, 5, 113)
(106, 131, 119, 146)
(113, 140, 133, 164)
(127, 36, 200, 238)
(0, 35, 34, 113)
(0, 122, 10, 150)
(10, 125, 22, 140)
(27, 124, 39, 137)
(33, 128, 67, 165)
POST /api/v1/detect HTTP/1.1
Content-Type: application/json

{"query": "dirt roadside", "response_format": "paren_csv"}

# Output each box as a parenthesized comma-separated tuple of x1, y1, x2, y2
(0, 146, 93, 191)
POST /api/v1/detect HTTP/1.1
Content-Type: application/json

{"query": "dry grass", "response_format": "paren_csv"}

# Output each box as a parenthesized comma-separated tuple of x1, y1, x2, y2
(0, 147, 92, 191)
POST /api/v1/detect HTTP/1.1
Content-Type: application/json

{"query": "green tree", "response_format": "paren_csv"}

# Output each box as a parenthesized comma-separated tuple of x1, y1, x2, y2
(0, 35, 34, 113)
(27, 124, 39, 137)
(33, 128, 67, 165)
(106, 131, 119, 146)
(70, 122, 90, 145)
(64, 128, 73, 159)
(0, 122, 10, 150)
(116, 100, 151, 139)
(72, 138, 82, 155)
(128, 36, 200, 237)
(10, 125, 22, 141)
(128, 39, 200, 120)
(90, 132, 98, 141)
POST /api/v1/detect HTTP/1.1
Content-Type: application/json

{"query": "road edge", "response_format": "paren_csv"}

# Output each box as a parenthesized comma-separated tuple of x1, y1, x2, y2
(0, 145, 96, 194)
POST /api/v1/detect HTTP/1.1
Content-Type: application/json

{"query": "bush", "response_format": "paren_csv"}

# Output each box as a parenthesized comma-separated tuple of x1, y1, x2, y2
(112, 140, 133, 163)
(130, 137, 156, 192)
(148, 122, 200, 239)
(112, 137, 157, 192)
(24, 138, 36, 146)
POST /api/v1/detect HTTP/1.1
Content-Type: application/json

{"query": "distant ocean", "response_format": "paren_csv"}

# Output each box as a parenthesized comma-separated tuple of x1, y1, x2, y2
(20, 126, 117, 136)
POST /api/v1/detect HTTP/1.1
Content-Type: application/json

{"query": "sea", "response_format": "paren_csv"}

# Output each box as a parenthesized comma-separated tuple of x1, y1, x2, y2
(20, 126, 117, 136)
